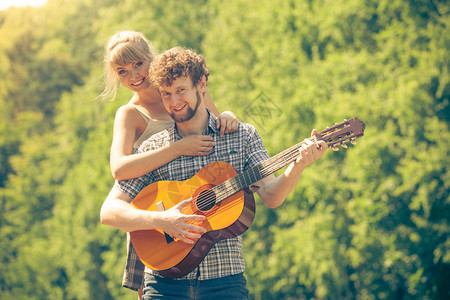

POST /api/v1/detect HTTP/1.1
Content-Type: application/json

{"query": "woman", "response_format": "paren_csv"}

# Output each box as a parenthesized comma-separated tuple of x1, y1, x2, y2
(102, 31, 239, 299)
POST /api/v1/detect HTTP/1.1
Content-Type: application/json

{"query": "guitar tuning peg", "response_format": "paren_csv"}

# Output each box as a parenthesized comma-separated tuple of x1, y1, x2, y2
(331, 145, 339, 151)
(341, 142, 348, 149)
(350, 138, 357, 145)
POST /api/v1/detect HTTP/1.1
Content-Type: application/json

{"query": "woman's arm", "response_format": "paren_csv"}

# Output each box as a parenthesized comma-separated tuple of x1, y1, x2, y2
(110, 105, 214, 180)
(110, 89, 239, 181)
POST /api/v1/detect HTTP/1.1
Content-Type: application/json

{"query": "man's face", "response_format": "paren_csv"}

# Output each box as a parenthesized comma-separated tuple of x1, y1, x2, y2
(159, 76, 204, 123)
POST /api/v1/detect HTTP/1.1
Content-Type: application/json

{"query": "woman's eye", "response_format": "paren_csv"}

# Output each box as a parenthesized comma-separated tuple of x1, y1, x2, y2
(118, 70, 126, 75)
(136, 61, 143, 67)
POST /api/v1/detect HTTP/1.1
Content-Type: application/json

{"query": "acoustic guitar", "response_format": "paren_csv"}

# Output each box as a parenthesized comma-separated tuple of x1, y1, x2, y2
(130, 117, 365, 278)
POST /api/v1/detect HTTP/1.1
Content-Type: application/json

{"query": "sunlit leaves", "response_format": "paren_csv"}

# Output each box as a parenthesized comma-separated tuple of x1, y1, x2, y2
(0, 0, 448, 299)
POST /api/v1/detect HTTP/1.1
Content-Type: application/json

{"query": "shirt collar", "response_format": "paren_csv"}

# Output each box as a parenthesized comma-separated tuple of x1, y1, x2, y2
(171, 108, 219, 141)
(204, 108, 219, 135)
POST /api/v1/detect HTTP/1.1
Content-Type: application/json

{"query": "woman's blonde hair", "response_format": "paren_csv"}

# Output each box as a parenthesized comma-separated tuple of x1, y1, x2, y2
(101, 31, 155, 100)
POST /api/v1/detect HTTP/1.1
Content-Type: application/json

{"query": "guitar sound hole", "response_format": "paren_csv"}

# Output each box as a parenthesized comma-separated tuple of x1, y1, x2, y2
(196, 189, 216, 212)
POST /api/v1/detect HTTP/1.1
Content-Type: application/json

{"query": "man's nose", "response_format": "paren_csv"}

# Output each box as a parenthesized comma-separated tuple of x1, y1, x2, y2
(169, 93, 181, 105)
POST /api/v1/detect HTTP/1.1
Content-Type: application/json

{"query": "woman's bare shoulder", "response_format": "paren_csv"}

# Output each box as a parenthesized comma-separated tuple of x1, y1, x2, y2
(115, 103, 141, 118)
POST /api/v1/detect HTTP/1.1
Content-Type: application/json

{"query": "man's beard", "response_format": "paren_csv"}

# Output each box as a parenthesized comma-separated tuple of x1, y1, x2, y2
(169, 90, 201, 123)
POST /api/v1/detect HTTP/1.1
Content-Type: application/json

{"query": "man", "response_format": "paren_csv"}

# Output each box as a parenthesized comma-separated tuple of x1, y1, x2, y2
(100, 47, 328, 299)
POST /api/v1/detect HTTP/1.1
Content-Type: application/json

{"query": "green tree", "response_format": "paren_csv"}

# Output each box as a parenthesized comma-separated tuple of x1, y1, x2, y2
(0, 0, 448, 299)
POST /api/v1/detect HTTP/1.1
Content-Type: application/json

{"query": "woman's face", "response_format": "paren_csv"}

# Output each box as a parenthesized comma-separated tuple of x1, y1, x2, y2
(113, 59, 151, 93)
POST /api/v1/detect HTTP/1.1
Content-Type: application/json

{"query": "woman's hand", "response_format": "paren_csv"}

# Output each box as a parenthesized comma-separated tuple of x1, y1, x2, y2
(174, 135, 215, 156)
(217, 111, 239, 137)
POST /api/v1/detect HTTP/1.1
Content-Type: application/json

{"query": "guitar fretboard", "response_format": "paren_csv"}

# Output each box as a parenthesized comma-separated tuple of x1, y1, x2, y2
(210, 117, 365, 204)
(212, 141, 306, 203)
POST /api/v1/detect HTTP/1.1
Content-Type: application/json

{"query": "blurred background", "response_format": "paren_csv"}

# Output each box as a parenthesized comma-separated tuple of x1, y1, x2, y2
(0, 0, 448, 299)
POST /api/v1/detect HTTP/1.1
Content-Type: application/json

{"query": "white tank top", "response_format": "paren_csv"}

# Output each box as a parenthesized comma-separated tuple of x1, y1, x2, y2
(130, 104, 174, 149)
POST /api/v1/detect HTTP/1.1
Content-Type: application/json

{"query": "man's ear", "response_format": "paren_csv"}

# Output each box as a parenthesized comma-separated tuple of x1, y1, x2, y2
(197, 75, 207, 93)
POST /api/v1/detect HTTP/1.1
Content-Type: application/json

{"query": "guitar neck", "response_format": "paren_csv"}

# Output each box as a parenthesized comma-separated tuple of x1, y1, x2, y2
(212, 117, 366, 204)
(213, 141, 304, 203)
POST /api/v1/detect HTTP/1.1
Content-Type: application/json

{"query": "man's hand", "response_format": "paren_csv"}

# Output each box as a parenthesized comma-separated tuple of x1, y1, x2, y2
(294, 129, 328, 169)
(158, 199, 207, 244)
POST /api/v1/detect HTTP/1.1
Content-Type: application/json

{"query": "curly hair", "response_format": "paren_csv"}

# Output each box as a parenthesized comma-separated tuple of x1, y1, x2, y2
(149, 47, 210, 90)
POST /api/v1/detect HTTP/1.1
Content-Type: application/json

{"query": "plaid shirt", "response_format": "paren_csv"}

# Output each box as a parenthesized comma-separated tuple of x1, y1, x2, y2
(115, 110, 269, 286)
(122, 233, 145, 290)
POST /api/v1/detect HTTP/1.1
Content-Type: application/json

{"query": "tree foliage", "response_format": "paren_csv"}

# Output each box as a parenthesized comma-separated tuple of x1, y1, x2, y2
(0, 0, 448, 299)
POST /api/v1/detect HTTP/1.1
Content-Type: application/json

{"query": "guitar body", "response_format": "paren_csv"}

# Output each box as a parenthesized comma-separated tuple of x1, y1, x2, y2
(130, 161, 255, 278)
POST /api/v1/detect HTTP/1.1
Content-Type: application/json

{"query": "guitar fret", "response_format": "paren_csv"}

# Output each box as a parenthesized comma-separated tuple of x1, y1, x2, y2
(259, 143, 302, 177)
(212, 117, 366, 205)
(213, 144, 303, 203)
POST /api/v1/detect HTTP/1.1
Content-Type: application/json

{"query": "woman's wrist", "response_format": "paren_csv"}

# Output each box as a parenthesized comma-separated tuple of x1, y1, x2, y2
(167, 140, 183, 157)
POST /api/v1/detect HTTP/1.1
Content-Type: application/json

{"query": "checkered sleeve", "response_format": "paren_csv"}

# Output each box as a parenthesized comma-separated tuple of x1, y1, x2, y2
(113, 175, 151, 199)
(242, 123, 270, 169)
(122, 233, 145, 291)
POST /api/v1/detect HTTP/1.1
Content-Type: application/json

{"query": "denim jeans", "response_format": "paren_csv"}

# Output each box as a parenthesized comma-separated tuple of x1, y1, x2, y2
(143, 272, 249, 300)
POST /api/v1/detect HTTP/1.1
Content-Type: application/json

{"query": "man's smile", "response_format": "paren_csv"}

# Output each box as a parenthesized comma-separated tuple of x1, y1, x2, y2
(172, 104, 187, 112)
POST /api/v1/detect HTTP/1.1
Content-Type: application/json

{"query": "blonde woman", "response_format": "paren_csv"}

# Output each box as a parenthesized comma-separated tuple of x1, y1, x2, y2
(102, 31, 239, 299)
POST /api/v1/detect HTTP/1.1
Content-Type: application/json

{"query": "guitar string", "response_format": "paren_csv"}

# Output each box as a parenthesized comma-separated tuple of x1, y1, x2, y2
(167, 125, 360, 230)
(155, 126, 358, 238)
(195, 144, 303, 211)
(199, 129, 359, 210)
(193, 130, 358, 211)
(187, 198, 246, 225)
(185, 199, 243, 226)
(193, 131, 354, 211)
(193, 193, 244, 215)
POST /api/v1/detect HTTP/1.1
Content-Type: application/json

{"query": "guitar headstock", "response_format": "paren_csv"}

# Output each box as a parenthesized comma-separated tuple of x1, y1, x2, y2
(316, 117, 365, 151)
